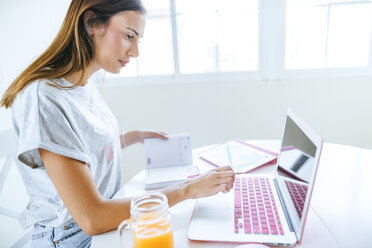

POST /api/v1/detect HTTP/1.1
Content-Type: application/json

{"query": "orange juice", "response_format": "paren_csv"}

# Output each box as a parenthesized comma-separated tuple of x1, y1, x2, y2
(134, 227, 173, 248)
(133, 219, 173, 248)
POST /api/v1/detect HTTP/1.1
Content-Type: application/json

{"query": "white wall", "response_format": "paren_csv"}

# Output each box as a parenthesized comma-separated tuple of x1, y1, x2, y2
(0, 59, 12, 131)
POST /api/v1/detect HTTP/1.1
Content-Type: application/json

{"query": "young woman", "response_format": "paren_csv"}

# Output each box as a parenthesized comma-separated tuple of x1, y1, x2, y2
(0, 0, 234, 247)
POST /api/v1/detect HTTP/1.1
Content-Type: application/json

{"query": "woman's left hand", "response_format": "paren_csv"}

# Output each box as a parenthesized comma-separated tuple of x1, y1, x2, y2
(121, 130, 168, 148)
(136, 130, 168, 144)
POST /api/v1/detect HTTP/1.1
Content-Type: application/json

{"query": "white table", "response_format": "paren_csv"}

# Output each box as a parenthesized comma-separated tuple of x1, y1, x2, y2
(92, 140, 372, 248)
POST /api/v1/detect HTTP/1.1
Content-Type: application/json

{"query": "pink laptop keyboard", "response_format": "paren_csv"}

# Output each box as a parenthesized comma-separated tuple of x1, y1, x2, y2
(234, 176, 284, 235)
(285, 180, 308, 218)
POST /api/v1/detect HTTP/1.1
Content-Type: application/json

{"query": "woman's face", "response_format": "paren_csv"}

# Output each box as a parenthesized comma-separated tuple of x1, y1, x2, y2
(91, 11, 145, 74)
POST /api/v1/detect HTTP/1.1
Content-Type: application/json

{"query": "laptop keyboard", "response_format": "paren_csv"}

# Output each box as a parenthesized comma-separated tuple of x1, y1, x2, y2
(285, 180, 308, 218)
(234, 176, 284, 235)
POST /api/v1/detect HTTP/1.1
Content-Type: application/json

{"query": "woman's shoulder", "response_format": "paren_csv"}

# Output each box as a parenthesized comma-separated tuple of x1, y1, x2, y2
(14, 79, 66, 107)
(37, 78, 67, 97)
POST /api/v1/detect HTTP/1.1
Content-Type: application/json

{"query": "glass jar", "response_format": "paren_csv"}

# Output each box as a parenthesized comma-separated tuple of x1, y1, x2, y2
(118, 191, 174, 248)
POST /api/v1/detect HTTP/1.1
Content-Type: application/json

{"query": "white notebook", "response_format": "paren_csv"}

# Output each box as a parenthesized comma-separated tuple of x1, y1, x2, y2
(144, 134, 199, 189)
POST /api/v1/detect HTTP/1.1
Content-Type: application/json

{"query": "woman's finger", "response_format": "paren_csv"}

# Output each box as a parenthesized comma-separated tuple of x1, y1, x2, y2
(223, 184, 230, 193)
(213, 172, 235, 188)
(213, 170, 235, 179)
(216, 166, 234, 172)
(145, 131, 168, 140)
(214, 176, 235, 187)
(213, 184, 228, 195)
(154, 131, 168, 139)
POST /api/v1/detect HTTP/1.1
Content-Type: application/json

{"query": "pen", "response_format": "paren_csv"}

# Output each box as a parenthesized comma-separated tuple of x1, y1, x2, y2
(188, 171, 244, 178)
(187, 174, 200, 179)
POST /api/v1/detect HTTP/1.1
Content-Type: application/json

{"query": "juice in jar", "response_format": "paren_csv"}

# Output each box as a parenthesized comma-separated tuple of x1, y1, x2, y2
(133, 220, 173, 248)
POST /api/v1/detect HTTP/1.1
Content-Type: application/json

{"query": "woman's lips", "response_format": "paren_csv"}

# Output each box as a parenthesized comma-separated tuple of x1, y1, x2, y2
(119, 59, 128, 67)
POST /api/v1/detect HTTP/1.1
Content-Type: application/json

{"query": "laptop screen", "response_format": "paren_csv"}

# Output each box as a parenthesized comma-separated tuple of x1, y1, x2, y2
(275, 111, 322, 240)
(278, 116, 317, 183)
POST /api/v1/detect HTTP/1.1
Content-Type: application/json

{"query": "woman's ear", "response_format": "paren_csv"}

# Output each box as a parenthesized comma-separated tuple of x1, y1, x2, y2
(83, 10, 96, 37)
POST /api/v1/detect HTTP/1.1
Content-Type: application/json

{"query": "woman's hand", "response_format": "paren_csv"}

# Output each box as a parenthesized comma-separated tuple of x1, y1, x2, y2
(185, 166, 235, 199)
(121, 130, 168, 148)
(135, 130, 168, 144)
(161, 166, 235, 208)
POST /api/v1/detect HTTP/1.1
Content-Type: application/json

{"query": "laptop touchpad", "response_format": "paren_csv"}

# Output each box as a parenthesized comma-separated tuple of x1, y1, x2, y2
(195, 193, 230, 218)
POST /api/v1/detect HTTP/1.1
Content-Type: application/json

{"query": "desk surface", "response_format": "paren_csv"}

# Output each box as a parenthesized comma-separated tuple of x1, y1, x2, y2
(92, 140, 372, 248)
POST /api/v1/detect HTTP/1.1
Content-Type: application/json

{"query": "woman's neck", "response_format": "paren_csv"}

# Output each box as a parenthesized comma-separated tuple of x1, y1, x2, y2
(64, 62, 100, 85)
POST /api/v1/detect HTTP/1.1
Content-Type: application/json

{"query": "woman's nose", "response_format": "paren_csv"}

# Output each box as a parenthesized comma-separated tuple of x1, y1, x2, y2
(128, 43, 139, 58)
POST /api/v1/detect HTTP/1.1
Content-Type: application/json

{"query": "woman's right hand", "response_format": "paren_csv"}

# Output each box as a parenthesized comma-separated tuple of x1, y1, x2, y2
(185, 166, 235, 199)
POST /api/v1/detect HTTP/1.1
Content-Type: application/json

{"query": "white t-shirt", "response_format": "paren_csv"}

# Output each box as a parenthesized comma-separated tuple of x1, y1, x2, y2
(12, 78, 123, 228)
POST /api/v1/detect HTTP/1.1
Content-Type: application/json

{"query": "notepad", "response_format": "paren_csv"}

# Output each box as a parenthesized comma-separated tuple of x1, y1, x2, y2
(144, 134, 199, 189)
(199, 139, 277, 173)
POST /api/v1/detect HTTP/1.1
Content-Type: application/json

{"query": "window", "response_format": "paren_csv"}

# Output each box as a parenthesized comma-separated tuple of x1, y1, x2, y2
(108, 0, 372, 82)
(176, 0, 259, 74)
(285, 0, 372, 70)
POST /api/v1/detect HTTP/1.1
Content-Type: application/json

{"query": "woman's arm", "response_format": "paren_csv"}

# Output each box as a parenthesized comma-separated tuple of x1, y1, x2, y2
(39, 149, 234, 236)
(120, 130, 168, 148)
(39, 148, 131, 235)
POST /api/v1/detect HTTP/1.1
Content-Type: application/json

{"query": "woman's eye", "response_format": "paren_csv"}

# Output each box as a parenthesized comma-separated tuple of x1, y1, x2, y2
(126, 34, 134, 40)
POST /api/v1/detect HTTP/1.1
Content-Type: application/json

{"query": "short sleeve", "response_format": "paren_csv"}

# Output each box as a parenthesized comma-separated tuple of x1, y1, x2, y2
(13, 81, 90, 169)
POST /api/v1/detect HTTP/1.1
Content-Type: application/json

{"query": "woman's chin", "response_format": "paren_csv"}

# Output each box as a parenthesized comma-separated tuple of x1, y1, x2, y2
(105, 66, 121, 74)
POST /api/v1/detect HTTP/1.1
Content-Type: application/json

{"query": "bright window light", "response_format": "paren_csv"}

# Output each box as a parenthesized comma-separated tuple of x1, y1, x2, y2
(327, 4, 372, 68)
(176, 0, 259, 74)
(285, 0, 372, 70)
(285, 5, 328, 69)
(286, 0, 329, 7)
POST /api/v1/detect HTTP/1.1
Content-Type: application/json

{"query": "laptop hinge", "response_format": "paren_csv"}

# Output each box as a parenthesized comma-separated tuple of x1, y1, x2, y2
(273, 179, 297, 239)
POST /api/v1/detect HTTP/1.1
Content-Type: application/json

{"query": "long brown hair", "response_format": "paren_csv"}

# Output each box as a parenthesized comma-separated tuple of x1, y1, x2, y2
(0, 0, 145, 108)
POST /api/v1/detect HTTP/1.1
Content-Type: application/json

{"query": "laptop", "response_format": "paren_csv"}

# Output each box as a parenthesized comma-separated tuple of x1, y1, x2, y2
(188, 108, 323, 246)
